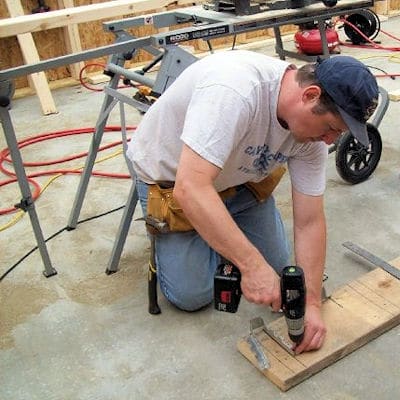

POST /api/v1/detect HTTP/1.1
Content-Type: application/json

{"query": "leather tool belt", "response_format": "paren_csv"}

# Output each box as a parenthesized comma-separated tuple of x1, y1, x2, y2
(147, 165, 286, 233)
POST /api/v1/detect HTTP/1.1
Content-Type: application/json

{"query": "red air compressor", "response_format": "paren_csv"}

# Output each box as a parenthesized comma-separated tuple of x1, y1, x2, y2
(294, 21, 339, 55)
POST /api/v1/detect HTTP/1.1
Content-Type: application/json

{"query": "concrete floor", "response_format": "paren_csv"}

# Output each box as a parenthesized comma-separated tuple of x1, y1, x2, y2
(1, 12, 400, 400)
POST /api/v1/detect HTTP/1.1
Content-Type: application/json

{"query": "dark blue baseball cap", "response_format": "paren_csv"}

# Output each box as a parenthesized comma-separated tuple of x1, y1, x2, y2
(315, 56, 379, 146)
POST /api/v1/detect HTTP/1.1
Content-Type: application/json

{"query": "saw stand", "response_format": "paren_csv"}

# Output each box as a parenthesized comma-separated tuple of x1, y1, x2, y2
(0, 35, 157, 277)
(0, 0, 374, 277)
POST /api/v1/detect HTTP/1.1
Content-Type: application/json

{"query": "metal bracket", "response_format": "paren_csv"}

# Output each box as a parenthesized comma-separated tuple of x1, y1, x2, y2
(264, 326, 296, 355)
(14, 197, 34, 212)
(247, 317, 270, 370)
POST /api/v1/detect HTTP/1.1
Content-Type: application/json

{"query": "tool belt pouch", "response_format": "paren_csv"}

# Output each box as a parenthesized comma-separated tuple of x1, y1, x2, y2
(147, 184, 194, 232)
(244, 166, 287, 202)
(146, 166, 286, 232)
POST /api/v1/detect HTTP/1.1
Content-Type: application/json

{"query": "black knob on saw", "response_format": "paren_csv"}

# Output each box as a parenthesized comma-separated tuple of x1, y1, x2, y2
(322, 0, 337, 7)
(281, 266, 306, 344)
(0, 96, 10, 108)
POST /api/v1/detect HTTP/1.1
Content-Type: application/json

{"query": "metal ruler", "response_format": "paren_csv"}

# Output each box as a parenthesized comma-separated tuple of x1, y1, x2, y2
(342, 241, 400, 280)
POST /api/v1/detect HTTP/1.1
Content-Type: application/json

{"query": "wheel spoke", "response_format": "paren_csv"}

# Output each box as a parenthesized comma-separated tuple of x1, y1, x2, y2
(354, 157, 363, 171)
(360, 153, 370, 165)
(348, 150, 365, 171)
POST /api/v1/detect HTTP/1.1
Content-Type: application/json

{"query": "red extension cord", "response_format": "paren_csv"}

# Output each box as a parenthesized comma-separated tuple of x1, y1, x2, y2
(0, 126, 136, 215)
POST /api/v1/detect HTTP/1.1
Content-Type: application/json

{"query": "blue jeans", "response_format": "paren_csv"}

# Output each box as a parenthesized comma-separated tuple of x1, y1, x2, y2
(136, 179, 290, 311)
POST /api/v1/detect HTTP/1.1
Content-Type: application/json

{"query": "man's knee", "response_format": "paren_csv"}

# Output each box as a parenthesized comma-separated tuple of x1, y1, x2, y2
(155, 232, 218, 312)
(158, 279, 213, 312)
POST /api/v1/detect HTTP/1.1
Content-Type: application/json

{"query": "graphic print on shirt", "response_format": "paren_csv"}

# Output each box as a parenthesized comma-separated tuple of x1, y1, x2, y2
(239, 144, 288, 176)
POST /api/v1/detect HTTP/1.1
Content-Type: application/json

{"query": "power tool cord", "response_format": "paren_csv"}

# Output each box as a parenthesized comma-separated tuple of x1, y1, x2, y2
(0, 204, 125, 283)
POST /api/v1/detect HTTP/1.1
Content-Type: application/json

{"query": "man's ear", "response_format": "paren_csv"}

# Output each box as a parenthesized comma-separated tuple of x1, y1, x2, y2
(302, 85, 321, 103)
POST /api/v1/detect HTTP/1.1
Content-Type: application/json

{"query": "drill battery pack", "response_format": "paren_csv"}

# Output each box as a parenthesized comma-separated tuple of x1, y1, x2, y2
(214, 262, 242, 313)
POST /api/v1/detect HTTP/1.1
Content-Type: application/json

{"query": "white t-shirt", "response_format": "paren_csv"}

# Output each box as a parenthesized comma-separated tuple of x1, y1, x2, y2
(127, 50, 327, 196)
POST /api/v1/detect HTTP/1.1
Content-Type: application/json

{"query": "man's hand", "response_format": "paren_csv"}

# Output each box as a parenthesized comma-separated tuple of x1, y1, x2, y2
(240, 265, 281, 311)
(293, 303, 326, 354)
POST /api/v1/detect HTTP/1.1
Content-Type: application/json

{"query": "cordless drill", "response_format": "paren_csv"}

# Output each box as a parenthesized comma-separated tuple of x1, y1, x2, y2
(214, 262, 306, 344)
(280, 265, 306, 344)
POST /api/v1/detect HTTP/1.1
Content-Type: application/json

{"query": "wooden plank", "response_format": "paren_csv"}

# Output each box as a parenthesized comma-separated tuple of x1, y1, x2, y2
(389, 0, 400, 12)
(58, 0, 85, 80)
(237, 257, 400, 391)
(5, 0, 57, 115)
(0, 0, 200, 38)
(374, 0, 389, 15)
(389, 89, 400, 101)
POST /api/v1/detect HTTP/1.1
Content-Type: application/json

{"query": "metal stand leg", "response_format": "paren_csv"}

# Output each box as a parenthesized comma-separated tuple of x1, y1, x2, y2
(67, 71, 121, 229)
(317, 18, 330, 59)
(274, 22, 326, 62)
(106, 181, 139, 274)
(105, 101, 139, 274)
(274, 26, 285, 60)
(0, 100, 57, 277)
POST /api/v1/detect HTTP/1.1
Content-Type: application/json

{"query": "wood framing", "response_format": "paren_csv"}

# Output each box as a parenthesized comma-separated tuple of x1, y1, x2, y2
(58, 0, 85, 80)
(5, 0, 57, 115)
(0, 0, 199, 38)
(375, 0, 389, 14)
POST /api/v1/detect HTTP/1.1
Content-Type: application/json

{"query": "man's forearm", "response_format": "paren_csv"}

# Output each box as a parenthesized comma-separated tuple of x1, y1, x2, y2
(174, 183, 266, 272)
(293, 218, 326, 307)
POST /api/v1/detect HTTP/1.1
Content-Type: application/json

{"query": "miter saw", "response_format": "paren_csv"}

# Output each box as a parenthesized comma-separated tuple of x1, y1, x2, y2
(203, 0, 339, 16)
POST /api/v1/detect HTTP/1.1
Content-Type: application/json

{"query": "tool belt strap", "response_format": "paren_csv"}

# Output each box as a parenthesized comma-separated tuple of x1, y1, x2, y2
(146, 165, 286, 233)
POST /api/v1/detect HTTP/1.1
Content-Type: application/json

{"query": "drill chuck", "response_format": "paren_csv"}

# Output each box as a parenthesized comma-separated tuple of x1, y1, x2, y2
(281, 266, 306, 344)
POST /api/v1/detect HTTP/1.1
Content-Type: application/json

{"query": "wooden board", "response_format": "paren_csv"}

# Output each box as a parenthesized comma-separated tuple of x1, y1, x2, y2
(389, 89, 400, 101)
(58, 0, 85, 80)
(0, 0, 200, 38)
(237, 257, 400, 391)
(5, 0, 57, 115)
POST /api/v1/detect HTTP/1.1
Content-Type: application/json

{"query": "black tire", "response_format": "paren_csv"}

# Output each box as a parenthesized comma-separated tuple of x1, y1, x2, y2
(335, 123, 382, 184)
(344, 10, 380, 45)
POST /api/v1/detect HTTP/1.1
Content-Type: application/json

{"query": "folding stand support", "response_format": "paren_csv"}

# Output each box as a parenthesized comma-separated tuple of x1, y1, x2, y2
(0, 98, 57, 277)
(105, 180, 139, 274)
(0, 35, 152, 277)
(66, 54, 126, 230)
